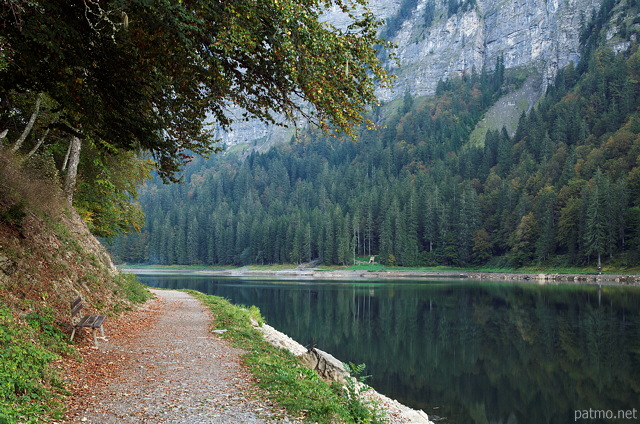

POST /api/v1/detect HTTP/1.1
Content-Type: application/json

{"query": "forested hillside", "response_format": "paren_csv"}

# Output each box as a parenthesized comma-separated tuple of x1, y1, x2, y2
(109, 2, 640, 269)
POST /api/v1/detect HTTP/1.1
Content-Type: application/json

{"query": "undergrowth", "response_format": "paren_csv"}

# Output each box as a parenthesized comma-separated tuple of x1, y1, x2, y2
(114, 273, 152, 305)
(187, 290, 388, 423)
(0, 274, 150, 423)
(0, 306, 66, 424)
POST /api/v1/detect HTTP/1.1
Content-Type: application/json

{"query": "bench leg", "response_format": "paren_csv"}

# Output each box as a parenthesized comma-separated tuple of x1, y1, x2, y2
(70, 327, 77, 342)
(100, 325, 105, 338)
(92, 328, 98, 346)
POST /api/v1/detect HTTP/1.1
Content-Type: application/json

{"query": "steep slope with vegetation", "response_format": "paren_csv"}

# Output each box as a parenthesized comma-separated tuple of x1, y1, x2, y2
(110, 0, 640, 270)
(0, 151, 150, 422)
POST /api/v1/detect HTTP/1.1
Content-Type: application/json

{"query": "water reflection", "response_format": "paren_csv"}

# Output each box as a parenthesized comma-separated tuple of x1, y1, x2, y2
(137, 275, 640, 424)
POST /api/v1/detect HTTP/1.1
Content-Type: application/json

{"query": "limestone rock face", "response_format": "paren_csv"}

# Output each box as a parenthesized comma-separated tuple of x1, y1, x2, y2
(218, 0, 605, 146)
(375, 0, 601, 100)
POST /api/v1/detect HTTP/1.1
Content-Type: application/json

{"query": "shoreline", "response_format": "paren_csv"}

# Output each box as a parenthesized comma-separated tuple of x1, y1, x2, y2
(120, 266, 640, 285)
(255, 321, 433, 424)
(123, 268, 638, 423)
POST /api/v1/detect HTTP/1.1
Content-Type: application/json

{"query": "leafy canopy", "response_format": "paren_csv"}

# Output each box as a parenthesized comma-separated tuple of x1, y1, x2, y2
(1, 0, 394, 181)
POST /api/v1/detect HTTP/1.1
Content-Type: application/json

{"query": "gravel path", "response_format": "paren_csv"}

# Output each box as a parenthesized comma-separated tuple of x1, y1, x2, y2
(62, 289, 296, 423)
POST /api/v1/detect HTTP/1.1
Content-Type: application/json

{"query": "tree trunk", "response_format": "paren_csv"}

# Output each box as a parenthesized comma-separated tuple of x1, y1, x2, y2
(12, 94, 42, 153)
(64, 136, 82, 203)
(0, 129, 8, 147)
(61, 141, 71, 171)
(26, 128, 50, 158)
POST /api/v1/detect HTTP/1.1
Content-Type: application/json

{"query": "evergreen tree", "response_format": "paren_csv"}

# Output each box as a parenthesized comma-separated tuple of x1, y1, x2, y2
(583, 170, 610, 268)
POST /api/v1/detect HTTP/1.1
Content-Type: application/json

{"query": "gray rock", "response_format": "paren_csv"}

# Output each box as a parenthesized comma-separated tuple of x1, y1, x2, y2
(382, 0, 601, 100)
(217, 0, 609, 149)
(299, 348, 350, 384)
(0, 255, 17, 276)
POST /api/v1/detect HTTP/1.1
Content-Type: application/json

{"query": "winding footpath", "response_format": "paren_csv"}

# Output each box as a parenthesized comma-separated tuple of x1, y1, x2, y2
(61, 290, 297, 423)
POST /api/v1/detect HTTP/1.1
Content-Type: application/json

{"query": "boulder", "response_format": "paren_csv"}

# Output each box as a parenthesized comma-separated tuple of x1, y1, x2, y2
(0, 255, 17, 276)
(299, 348, 350, 384)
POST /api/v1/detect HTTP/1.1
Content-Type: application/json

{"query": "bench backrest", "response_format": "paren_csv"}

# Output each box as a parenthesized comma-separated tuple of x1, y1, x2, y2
(71, 296, 83, 318)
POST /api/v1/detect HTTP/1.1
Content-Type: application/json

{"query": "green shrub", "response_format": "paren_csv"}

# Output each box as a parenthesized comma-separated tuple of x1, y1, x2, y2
(0, 202, 26, 226)
(114, 273, 151, 304)
(340, 363, 387, 424)
(0, 307, 65, 423)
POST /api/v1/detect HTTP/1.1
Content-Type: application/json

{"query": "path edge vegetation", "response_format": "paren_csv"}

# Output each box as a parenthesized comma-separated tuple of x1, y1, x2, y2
(0, 274, 151, 424)
(0, 279, 387, 424)
(187, 290, 389, 424)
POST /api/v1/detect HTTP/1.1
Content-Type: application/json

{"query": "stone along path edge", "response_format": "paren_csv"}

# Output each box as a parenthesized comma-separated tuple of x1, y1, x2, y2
(61, 289, 432, 424)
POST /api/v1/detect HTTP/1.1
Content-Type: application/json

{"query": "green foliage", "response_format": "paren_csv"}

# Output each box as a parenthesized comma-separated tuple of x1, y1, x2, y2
(112, 9, 640, 270)
(1, 0, 393, 182)
(447, 0, 477, 18)
(0, 307, 65, 423)
(73, 149, 154, 238)
(188, 291, 387, 423)
(113, 273, 151, 305)
(108, 65, 506, 267)
(340, 363, 387, 424)
(0, 202, 26, 226)
(382, 0, 420, 39)
(24, 307, 74, 356)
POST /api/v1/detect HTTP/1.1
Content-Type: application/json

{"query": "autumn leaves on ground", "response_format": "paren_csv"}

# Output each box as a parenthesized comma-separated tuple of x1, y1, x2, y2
(61, 289, 288, 424)
(0, 155, 274, 422)
(0, 151, 151, 422)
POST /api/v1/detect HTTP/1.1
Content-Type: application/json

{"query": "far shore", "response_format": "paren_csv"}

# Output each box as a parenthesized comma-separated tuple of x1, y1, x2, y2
(119, 265, 640, 286)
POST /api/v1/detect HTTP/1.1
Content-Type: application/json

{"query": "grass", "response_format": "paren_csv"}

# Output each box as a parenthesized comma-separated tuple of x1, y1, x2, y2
(114, 273, 153, 305)
(245, 264, 301, 271)
(119, 260, 640, 276)
(118, 264, 227, 270)
(187, 290, 388, 423)
(119, 263, 306, 271)
(341, 257, 640, 275)
(0, 306, 67, 424)
(0, 273, 150, 423)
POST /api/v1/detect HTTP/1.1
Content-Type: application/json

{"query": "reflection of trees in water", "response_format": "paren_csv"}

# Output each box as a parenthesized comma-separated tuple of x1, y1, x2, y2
(292, 283, 638, 424)
(140, 277, 640, 424)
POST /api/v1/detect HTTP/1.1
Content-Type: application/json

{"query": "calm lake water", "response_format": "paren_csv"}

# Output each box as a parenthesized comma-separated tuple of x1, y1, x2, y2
(135, 273, 640, 424)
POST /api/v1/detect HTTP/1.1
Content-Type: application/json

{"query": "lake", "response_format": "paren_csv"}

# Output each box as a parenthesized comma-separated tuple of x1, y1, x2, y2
(135, 273, 640, 424)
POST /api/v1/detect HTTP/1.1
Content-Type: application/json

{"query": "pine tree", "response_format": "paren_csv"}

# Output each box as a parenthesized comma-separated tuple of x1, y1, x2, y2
(583, 170, 610, 268)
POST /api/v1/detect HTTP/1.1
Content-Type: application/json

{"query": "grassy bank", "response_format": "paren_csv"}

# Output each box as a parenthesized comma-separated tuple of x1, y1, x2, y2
(187, 290, 387, 424)
(0, 306, 68, 423)
(0, 274, 151, 423)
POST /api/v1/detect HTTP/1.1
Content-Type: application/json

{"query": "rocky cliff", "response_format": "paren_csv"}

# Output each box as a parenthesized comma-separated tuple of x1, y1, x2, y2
(217, 0, 616, 146)
(378, 0, 602, 100)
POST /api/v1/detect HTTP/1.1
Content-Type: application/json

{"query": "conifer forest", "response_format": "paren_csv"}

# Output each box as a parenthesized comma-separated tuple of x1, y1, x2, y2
(109, 4, 640, 270)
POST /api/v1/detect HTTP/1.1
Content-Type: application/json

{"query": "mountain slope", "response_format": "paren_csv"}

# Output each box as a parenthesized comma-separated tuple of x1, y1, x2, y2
(219, 0, 612, 147)
(108, 0, 640, 269)
(380, 0, 601, 99)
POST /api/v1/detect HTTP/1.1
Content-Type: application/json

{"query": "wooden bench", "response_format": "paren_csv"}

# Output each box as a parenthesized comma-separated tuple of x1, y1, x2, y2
(70, 297, 106, 346)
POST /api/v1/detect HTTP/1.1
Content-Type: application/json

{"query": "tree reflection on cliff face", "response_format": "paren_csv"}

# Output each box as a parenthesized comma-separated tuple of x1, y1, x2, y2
(139, 275, 640, 424)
